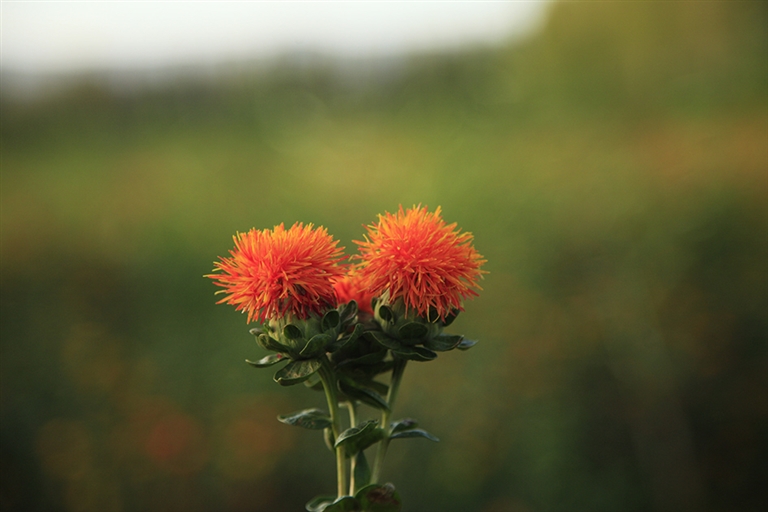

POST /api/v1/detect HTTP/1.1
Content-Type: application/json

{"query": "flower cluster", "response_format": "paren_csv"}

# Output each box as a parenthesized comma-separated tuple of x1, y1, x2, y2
(207, 206, 486, 512)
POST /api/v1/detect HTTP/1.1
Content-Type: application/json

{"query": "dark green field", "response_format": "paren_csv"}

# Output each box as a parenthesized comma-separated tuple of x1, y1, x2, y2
(2, 2, 766, 511)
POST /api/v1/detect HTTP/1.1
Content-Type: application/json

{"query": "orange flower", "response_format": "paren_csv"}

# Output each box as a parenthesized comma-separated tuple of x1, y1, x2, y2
(355, 205, 486, 321)
(333, 267, 375, 315)
(208, 223, 345, 323)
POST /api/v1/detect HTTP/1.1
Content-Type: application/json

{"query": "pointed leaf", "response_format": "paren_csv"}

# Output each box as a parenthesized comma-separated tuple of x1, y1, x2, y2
(321, 496, 360, 512)
(278, 408, 332, 430)
(424, 334, 463, 352)
(354, 450, 371, 490)
(274, 359, 321, 386)
(457, 338, 478, 350)
(398, 322, 428, 340)
(391, 345, 437, 362)
(355, 483, 402, 512)
(390, 428, 440, 442)
(390, 418, 418, 434)
(334, 420, 385, 456)
(306, 495, 336, 512)
(338, 300, 358, 324)
(338, 378, 390, 412)
(441, 310, 460, 327)
(368, 331, 406, 351)
(246, 353, 287, 368)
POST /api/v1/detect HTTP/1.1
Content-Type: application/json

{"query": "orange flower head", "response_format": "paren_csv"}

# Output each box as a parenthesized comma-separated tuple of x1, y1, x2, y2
(208, 222, 345, 323)
(355, 205, 486, 321)
(333, 267, 375, 315)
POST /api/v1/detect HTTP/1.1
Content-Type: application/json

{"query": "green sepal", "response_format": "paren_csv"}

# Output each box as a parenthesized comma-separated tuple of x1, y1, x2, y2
(354, 450, 371, 490)
(354, 483, 402, 512)
(377, 304, 394, 323)
(322, 309, 341, 331)
(329, 322, 365, 353)
(390, 428, 440, 442)
(283, 323, 304, 340)
(338, 300, 359, 324)
(397, 321, 428, 340)
(334, 420, 385, 457)
(338, 377, 390, 412)
(245, 353, 286, 368)
(441, 310, 459, 327)
(391, 345, 437, 362)
(254, 332, 283, 352)
(300, 333, 332, 358)
(457, 338, 478, 350)
(273, 358, 322, 386)
(337, 347, 388, 368)
(390, 418, 418, 434)
(277, 408, 332, 430)
(424, 334, 464, 352)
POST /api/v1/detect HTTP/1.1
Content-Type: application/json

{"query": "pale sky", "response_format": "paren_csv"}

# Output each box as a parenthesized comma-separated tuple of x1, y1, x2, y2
(1, 1, 550, 73)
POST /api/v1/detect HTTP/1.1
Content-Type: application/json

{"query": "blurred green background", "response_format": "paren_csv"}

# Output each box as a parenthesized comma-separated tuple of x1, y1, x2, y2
(1, 2, 767, 511)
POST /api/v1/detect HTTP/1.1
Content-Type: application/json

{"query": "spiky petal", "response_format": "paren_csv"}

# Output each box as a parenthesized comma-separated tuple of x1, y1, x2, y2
(208, 223, 345, 323)
(356, 205, 486, 321)
(333, 266, 376, 315)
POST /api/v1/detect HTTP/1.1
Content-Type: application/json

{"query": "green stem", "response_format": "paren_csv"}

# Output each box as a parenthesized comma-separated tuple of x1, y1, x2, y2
(319, 356, 347, 498)
(343, 401, 358, 495)
(371, 356, 407, 484)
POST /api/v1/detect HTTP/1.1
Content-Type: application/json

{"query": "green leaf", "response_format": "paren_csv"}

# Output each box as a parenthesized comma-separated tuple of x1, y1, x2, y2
(424, 334, 463, 352)
(303, 372, 324, 391)
(305, 495, 336, 512)
(390, 418, 418, 434)
(273, 359, 322, 386)
(283, 323, 304, 340)
(246, 353, 286, 368)
(335, 420, 385, 457)
(338, 348, 387, 368)
(368, 331, 406, 351)
(391, 345, 437, 362)
(355, 483, 402, 512)
(321, 496, 360, 512)
(390, 428, 440, 442)
(338, 378, 390, 412)
(338, 300, 358, 324)
(329, 322, 365, 353)
(324, 427, 335, 452)
(300, 333, 331, 358)
(322, 310, 341, 331)
(278, 408, 332, 430)
(354, 450, 371, 490)
(397, 322, 428, 340)
(457, 338, 478, 350)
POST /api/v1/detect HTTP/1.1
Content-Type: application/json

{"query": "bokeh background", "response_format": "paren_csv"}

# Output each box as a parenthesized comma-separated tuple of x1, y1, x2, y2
(2, 1, 767, 511)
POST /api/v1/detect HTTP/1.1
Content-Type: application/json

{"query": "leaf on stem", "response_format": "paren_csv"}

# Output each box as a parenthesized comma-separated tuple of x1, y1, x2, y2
(390, 429, 440, 442)
(278, 408, 333, 430)
(334, 420, 385, 457)
(246, 353, 286, 368)
(355, 483, 402, 512)
(273, 359, 322, 386)
(338, 378, 390, 412)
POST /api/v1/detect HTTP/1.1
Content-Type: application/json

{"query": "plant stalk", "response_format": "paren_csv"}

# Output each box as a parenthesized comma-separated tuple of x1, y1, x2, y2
(371, 356, 407, 483)
(319, 356, 347, 498)
(343, 401, 358, 495)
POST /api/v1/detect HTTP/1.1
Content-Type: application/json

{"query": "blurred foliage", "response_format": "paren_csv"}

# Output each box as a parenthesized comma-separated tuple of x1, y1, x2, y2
(1, 1, 767, 511)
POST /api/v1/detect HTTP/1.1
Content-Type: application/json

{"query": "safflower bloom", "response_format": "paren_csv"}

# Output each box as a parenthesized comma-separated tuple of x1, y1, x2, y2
(355, 205, 486, 321)
(208, 223, 345, 323)
(333, 267, 376, 315)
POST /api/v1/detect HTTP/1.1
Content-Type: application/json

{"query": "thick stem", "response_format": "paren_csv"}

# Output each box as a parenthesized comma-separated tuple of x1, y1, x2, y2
(319, 357, 347, 498)
(343, 401, 358, 495)
(371, 356, 407, 484)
